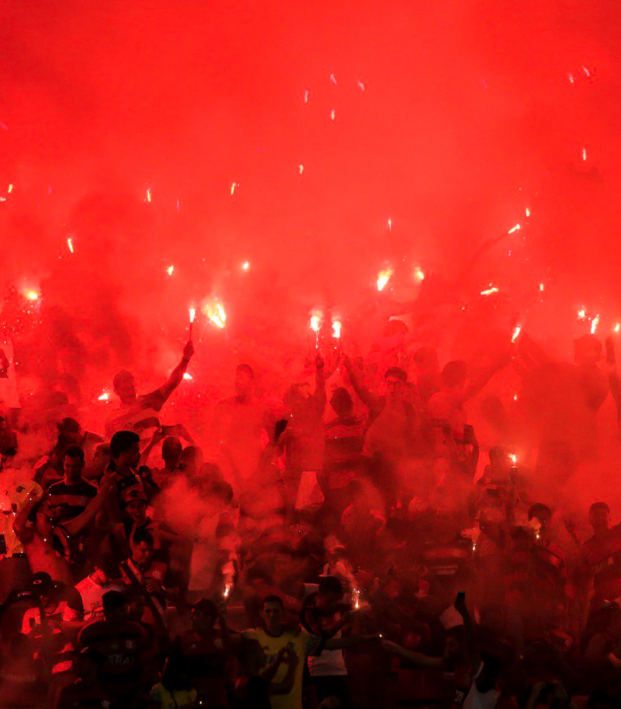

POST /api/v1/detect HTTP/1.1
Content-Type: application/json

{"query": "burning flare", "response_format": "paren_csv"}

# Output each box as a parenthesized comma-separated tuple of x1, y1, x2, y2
(377, 268, 394, 292)
(332, 320, 342, 339)
(203, 299, 227, 329)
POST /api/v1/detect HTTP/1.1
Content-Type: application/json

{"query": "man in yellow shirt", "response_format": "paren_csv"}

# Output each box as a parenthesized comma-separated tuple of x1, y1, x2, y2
(244, 595, 373, 709)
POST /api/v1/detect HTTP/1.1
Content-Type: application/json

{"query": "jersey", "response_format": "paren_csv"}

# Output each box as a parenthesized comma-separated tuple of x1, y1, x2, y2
(64, 576, 125, 623)
(48, 479, 97, 521)
(243, 628, 322, 709)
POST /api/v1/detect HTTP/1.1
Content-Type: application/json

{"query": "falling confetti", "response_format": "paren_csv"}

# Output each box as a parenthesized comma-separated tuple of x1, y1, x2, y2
(511, 325, 522, 343)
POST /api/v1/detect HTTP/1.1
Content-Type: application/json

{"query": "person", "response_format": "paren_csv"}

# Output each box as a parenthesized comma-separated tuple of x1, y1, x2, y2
(383, 593, 500, 709)
(172, 598, 231, 708)
(32, 433, 75, 492)
(234, 639, 299, 709)
(105, 340, 195, 438)
(48, 445, 98, 522)
(14, 476, 117, 585)
(77, 590, 149, 704)
(300, 576, 359, 708)
(281, 353, 327, 515)
(148, 656, 197, 709)
(145, 434, 185, 489)
(208, 363, 275, 488)
(55, 417, 105, 467)
(63, 555, 124, 627)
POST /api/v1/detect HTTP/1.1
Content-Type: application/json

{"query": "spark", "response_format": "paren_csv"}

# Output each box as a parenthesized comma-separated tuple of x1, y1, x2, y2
(25, 291, 39, 301)
(310, 314, 322, 333)
(415, 268, 425, 281)
(539, 283, 544, 292)
(167, 265, 174, 276)
(615, 324, 621, 333)
(203, 299, 227, 329)
(183, 373, 193, 381)
(330, 74, 337, 85)
(176, 199, 180, 214)
(511, 325, 521, 343)
(508, 224, 521, 234)
(581, 65, 591, 78)
(189, 308, 196, 323)
(299, 164, 304, 175)
(0, 197, 5, 202)
(388, 218, 392, 231)
(67, 238, 74, 254)
(7, 184, 13, 194)
(242, 261, 250, 271)
(146, 188, 152, 203)
(357, 79, 365, 92)
(98, 391, 110, 402)
(353, 588, 361, 610)
(377, 268, 394, 292)
(513, 394, 519, 401)
(330, 109, 336, 121)
(223, 584, 231, 599)
(332, 320, 342, 339)
(231, 183, 237, 195)
(480, 286, 499, 296)
(582, 147, 587, 161)
(509, 454, 517, 464)
(591, 315, 600, 334)
(304, 90, 309, 103)
(525, 207, 531, 217)
(578, 308, 586, 320)
(568, 73, 574, 84)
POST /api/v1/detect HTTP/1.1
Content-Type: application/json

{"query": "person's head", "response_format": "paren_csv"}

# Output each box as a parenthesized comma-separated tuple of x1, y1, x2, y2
(92, 443, 111, 471)
(317, 576, 343, 613)
(125, 587, 146, 622)
(260, 595, 284, 635)
(92, 554, 120, 586)
(113, 370, 137, 406)
(178, 446, 203, 477)
(192, 598, 218, 634)
(29, 572, 54, 604)
(162, 436, 183, 470)
(124, 490, 149, 526)
(238, 639, 266, 676)
(62, 445, 85, 483)
(110, 431, 141, 470)
(528, 503, 552, 532)
(589, 502, 611, 533)
(56, 417, 83, 443)
(330, 387, 354, 418)
(102, 590, 128, 623)
(443, 624, 466, 663)
(384, 367, 407, 403)
(272, 545, 296, 582)
(130, 528, 154, 566)
(235, 363, 255, 400)
(413, 346, 440, 374)
(575, 334, 603, 366)
(442, 361, 468, 390)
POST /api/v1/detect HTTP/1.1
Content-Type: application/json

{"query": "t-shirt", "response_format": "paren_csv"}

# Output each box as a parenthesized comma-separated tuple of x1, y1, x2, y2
(48, 479, 97, 521)
(64, 576, 125, 623)
(242, 628, 322, 709)
(77, 618, 148, 692)
(105, 390, 167, 439)
(149, 683, 197, 709)
(300, 593, 347, 677)
(463, 663, 499, 709)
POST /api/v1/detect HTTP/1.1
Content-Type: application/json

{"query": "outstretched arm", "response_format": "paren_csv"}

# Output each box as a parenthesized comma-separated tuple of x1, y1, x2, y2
(342, 355, 378, 410)
(63, 476, 117, 537)
(156, 341, 195, 404)
(382, 639, 444, 669)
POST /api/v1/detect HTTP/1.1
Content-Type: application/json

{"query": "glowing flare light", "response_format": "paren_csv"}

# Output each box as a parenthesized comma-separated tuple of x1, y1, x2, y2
(508, 224, 521, 234)
(480, 286, 499, 296)
(377, 268, 393, 292)
(591, 315, 600, 335)
(25, 291, 39, 301)
(67, 238, 74, 254)
(167, 265, 174, 276)
(511, 326, 521, 343)
(204, 300, 227, 329)
(98, 391, 110, 402)
(332, 320, 342, 339)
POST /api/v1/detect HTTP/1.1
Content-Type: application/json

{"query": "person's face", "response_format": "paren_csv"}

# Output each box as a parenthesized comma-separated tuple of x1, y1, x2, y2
(63, 454, 84, 482)
(93, 446, 110, 469)
(443, 636, 463, 662)
(120, 442, 141, 470)
(192, 609, 216, 635)
(235, 370, 254, 399)
(91, 567, 109, 585)
(126, 500, 148, 526)
(131, 541, 153, 566)
(261, 602, 283, 634)
(317, 590, 341, 613)
(128, 596, 146, 620)
(273, 553, 294, 581)
(590, 508, 610, 531)
(385, 376, 404, 402)
(114, 374, 137, 405)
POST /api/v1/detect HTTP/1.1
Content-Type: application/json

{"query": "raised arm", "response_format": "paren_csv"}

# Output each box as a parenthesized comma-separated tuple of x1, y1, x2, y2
(454, 594, 482, 675)
(314, 353, 327, 403)
(157, 341, 195, 404)
(381, 639, 444, 669)
(342, 355, 378, 410)
(63, 476, 117, 537)
(13, 493, 42, 544)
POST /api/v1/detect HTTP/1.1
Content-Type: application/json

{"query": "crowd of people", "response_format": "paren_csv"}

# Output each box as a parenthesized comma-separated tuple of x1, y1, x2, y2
(2, 320, 621, 709)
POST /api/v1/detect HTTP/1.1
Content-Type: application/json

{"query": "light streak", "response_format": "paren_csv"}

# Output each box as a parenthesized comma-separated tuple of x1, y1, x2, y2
(581, 65, 591, 78)
(98, 391, 110, 401)
(299, 164, 304, 175)
(568, 73, 574, 84)
(357, 79, 365, 91)
(415, 268, 425, 281)
(330, 109, 336, 120)
(330, 74, 337, 84)
(525, 207, 531, 217)
(231, 183, 237, 195)
(146, 188, 152, 203)
(167, 265, 174, 276)
(304, 90, 309, 103)
(480, 286, 499, 296)
(591, 315, 600, 334)
(67, 238, 74, 254)
(582, 147, 587, 161)
(183, 373, 193, 381)
(203, 299, 226, 329)
(511, 325, 521, 343)
(508, 224, 521, 234)
(615, 324, 620, 333)
(332, 320, 342, 339)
